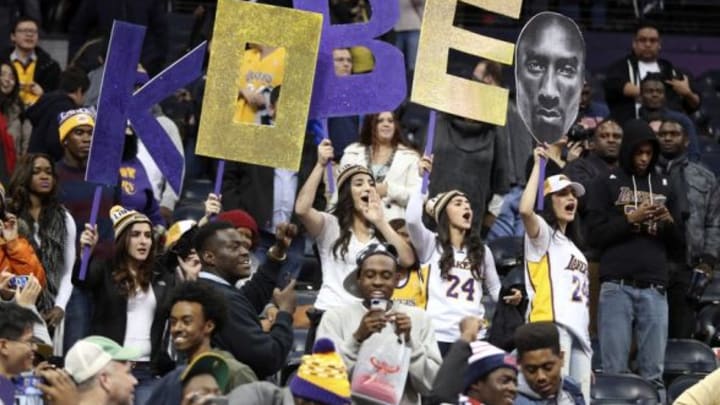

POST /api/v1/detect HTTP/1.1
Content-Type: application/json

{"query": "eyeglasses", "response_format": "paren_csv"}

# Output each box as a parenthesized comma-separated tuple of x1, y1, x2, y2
(9, 338, 38, 350)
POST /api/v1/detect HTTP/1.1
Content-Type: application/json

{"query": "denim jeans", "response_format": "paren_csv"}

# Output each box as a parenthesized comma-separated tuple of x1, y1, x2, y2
(598, 281, 668, 388)
(62, 287, 92, 354)
(557, 324, 592, 403)
(394, 30, 420, 71)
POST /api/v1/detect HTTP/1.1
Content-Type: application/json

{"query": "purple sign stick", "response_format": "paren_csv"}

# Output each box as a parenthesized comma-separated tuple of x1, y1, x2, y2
(421, 110, 437, 194)
(537, 158, 547, 211)
(295, 0, 406, 118)
(321, 118, 336, 194)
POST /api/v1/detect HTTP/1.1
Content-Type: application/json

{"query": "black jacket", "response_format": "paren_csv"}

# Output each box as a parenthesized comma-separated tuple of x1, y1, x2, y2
(25, 90, 77, 161)
(222, 132, 324, 231)
(1, 46, 61, 94)
(603, 53, 698, 125)
(79, 259, 177, 375)
(197, 257, 294, 379)
(586, 120, 683, 285)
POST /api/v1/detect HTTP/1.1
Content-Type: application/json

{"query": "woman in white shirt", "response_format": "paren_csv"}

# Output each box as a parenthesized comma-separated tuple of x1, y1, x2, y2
(519, 146, 592, 402)
(406, 157, 521, 356)
(338, 111, 421, 220)
(80, 206, 176, 405)
(295, 139, 415, 348)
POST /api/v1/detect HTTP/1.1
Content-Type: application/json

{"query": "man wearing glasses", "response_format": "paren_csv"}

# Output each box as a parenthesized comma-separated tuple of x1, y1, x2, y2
(0, 302, 42, 404)
(2, 17, 60, 107)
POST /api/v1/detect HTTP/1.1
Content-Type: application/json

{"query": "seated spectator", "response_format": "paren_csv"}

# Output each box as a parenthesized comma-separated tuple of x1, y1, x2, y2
(317, 243, 442, 404)
(0, 302, 42, 404)
(119, 125, 165, 227)
(655, 119, 720, 339)
(64, 335, 140, 405)
(638, 73, 700, 161)
(178, 353, 229, 405)
(8, 153, 76, 331)
(225, 338, 351, 405)
(603, 23, 700, 125)
(79, 206, 177, 403)
(337, 111, 421, 220)
(2, 17, 61, 108)
(513, 322, 585, 405)
(147, 282, 256, 405)
(430, 317, 518, 405)
(194, 221, 296, 379)
(0, 183, 45, 286)
(26, 67, 89, 162)
(216, 208, 262, 280)
(296, 157, 414, 348)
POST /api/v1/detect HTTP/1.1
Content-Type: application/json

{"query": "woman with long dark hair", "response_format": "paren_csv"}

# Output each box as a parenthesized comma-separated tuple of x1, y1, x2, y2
(338, 111, 420, 219)
(1, 61, 31, 156)
(295, 139, 415, 345)
(406, 156, 520, 356)
(8, 154, 75, 331)
(519, 145, 591, 402)
(79, 205, 175, 405)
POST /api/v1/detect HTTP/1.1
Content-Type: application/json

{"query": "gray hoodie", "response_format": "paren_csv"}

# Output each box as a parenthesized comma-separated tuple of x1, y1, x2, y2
(513, 374, 585, 405)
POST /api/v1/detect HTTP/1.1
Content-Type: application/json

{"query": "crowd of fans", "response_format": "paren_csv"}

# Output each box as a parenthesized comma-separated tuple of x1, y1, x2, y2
(0, 1, 719, 405)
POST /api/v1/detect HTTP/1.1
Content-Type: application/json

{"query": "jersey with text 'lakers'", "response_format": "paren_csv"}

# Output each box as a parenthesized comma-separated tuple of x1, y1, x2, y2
(524, 214, 591, 353)
(392, 266, 427, 308)
(424, 245, 500, 343)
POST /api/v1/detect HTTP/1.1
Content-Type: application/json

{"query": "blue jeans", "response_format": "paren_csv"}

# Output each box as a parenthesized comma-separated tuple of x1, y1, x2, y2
(598, 281, 668, 388)
(394, 30, 419, 71)
(62, 288, 92, 354)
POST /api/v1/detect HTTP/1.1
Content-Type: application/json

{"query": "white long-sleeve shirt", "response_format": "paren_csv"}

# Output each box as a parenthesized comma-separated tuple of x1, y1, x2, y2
(405, 188, 501, 342)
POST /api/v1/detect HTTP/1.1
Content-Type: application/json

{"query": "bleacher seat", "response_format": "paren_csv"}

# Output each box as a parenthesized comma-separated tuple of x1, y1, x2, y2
(694, 303, 720, 346)
(591, 373, 658, 404)
(667, 374, 707, 404)
(664, 339, 718, 385)
(180, 179, 213, 202)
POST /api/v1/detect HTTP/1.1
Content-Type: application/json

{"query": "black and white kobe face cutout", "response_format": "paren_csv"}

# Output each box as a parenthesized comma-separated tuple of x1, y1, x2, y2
(515, 12, 586, 144)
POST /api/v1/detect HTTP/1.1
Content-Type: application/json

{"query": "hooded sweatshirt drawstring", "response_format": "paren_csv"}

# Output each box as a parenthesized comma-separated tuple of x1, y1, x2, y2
(631, 174, 655, 209)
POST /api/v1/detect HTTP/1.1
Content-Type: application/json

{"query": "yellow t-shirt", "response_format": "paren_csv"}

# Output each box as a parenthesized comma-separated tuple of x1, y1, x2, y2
(392, 266, 427, 308)
(233, 46, 286, 124)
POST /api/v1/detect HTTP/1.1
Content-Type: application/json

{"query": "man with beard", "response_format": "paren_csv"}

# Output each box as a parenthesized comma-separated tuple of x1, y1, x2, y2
(194, 221, 297, 379)
(655, 119, 720, 339)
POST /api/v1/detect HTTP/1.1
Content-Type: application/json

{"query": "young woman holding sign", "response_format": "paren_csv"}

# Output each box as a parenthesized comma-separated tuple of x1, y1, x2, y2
(295, 139, 415, 350)
(519, 145, 591, 402)
(406, 156, 521, 356)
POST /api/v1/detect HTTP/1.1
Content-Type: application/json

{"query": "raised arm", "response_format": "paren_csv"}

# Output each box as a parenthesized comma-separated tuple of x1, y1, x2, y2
(405, 157, 436, 263)
(519, 146, 545, 240)
(363, 189, 416, 267)
(295, 139, 333, 238)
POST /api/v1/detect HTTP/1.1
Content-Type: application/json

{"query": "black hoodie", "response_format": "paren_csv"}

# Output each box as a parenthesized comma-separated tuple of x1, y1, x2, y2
(586, 119, 682, 285)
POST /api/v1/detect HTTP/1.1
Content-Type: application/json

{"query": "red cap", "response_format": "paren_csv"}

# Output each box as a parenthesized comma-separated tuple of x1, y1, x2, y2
(217, 210, 259, 246)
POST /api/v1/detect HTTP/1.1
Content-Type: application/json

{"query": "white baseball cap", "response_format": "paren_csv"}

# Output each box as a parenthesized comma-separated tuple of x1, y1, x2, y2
(543, 174, 585, 197)
(65, 336, 140, 384)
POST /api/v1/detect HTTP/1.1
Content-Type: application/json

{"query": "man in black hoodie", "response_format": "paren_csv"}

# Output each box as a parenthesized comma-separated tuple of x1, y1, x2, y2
(586, 119, 682, 389)
(26, 66, 89, 161)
